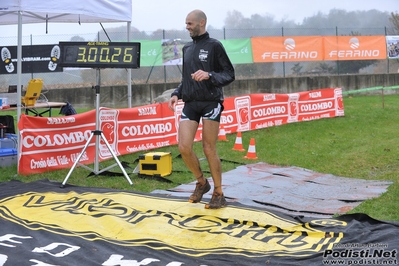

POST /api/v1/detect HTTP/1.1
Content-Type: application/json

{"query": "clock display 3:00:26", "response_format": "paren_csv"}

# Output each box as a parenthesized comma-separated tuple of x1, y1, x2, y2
(74, 46, 134, 63)
(59, 41, 141, 68)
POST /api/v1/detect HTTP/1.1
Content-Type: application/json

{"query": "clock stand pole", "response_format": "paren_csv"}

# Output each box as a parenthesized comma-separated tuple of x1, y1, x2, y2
(60, 72, 133, 188)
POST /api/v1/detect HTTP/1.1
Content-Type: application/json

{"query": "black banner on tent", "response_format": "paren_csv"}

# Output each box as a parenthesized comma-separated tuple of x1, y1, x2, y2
(0, 44, 62, 74)
(0, 179, 398, 266)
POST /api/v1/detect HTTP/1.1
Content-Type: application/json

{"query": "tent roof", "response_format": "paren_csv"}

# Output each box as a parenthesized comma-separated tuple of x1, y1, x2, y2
(0, 0, 132, 25)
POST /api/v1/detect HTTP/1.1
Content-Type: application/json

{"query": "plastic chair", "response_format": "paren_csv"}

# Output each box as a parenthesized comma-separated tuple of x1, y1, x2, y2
(21, 78, 43, 106)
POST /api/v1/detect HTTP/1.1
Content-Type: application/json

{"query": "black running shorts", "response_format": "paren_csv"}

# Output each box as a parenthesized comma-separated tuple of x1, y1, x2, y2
(180, 101, 224, 123)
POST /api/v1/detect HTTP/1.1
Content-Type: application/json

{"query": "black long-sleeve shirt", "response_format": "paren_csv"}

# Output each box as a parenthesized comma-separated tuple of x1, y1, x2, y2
(171, 32, 235, 103)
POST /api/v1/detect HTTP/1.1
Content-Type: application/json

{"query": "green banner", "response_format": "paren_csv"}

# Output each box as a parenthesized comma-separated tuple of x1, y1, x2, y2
(220, 38, 253, 64)
(134, 40, 163, 67)
(133, 38, 253, 67)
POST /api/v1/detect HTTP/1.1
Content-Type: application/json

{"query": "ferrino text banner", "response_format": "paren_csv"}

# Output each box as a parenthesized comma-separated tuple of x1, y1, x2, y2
(251, 36, 324, 62)
(17, 88, 344, 175)
(251, 36, 387, 63)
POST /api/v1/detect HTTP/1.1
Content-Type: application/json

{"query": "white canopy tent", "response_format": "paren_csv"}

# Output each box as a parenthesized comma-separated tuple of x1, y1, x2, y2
(0, 0, 134, 124)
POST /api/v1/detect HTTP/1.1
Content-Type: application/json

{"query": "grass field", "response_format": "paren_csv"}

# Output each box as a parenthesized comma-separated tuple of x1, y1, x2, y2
(1, 93, 398, 222)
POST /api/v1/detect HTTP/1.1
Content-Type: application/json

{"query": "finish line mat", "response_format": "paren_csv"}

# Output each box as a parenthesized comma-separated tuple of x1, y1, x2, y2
(152, 162, 393, 217)
(0, 179, 398, 266)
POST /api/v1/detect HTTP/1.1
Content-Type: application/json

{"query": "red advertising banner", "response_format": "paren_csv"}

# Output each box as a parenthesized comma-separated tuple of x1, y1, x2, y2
(221, 87, 344, 134)
(18, 88, 344, 175)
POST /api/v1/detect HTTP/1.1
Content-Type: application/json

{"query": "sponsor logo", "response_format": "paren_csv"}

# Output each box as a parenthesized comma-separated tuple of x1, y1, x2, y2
(328, 37, 380, 59)
(323, 243, 397, 265)
(263, 94, 276, 101)
(99, 109, 119, 158)
(309, 91, 322, 98)
(234, 96, 251, 131)
(262, 38, 318, 60)
(122, 123, 173, 136)
(138, 106, 157, 116)
(47, 117, 76, 124)
(198, 49, 208, 62)
(284, 38, 296, 50)
(22, 131, 92, 148)
(253, 105, 286, 118)
(301, 101, 334, 112)
(0, 191, 344, 257)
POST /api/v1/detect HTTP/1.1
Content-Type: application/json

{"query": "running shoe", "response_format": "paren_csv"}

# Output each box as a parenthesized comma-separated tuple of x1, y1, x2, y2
(205, 192, 226, 209)
(188, 179, 211, 203)
(48, 45, 60, 71)
(50, 45, 60, 61)
(1, 47, 11, 62)
(2, 47, 14, 73)
(5, 63, 14, 73)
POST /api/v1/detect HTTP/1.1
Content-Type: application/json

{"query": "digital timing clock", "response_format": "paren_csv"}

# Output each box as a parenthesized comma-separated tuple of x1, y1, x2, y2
(58, 41, 140, 69)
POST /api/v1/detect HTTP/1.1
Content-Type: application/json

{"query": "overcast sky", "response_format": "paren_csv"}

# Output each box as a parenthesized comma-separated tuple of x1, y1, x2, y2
(0, 0, 398, 37)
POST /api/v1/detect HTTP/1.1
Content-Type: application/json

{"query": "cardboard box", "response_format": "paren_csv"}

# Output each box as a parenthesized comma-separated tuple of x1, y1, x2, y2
(1, 98, 8, 106)
(0, 98, 10, 109)
(0, 148, 17, 167)
(138, 152, 172, 177)
(0, 93, 17, 106)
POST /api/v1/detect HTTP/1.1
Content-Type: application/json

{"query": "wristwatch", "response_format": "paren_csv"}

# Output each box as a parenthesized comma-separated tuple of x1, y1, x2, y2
(208, 72, 213, 78)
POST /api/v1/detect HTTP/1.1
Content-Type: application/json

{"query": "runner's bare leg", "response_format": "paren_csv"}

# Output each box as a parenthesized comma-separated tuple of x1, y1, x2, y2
(178, 120, 206, 184)
(202, 119, 222, 194)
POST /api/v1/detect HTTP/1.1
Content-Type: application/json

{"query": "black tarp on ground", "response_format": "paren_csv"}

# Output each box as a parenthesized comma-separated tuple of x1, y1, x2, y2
(152, 163, 393, 218)
(0, 179, 398, 266)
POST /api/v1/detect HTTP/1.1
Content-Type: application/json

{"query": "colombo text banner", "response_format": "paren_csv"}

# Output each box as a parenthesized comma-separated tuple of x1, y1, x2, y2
(17, 88, 344, 175)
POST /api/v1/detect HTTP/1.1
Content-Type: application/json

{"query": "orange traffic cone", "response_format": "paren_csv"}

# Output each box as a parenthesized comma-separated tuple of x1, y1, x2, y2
(218, 124, 228, 141)
(244, 138, 258, 159)
(232, 131, 245, 151)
